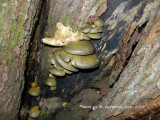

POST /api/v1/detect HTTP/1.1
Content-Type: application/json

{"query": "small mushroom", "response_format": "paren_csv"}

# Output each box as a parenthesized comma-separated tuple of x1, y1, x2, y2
(31, 81, 38, 87)
(54, 50, 79, 72)
(81, 26, 91, 33)
(80, 33, 90, 40)
(28, 86, 40, 97)
(29, 106, 40, 119)
(45, 77, 57, 90)
(87, 33, 102, 39)
(90, 26, 103, 33)
(94, 18, 104, 26)
(63, 41, 95, 55)
(50, 54, 63, 70)
(71, 54, 99, 69)
(49, 66, 65, 76)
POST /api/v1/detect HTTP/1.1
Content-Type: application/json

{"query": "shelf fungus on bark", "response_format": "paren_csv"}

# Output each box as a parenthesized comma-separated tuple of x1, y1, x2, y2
(63, 40, 95, 55)
(45, 77, 57, 90)
(42, 22, 90, 46)
(71, 54, 100, 69)
(29, 106, 40, 119)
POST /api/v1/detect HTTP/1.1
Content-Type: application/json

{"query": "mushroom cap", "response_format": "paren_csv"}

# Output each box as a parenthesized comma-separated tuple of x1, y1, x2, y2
(71, 54, 99, 69)
(59, 51, 73, 63)
(94, 18, 104, 26)
(63, 41, 95, 55)
(45, 77, 56, 87)
(64, 68, 73, 74)
(28, 87, 40, 97)
(54, 50, 79, 72)
(90, 26, 103, 33)
(50, 86, 56, 90)
(50, 54, 63, 70)
(87, 33, 102, 39)
(31, 81, 38, 87)
(29, 106, 40, 119)
(49, 66, 65, 76)
(81, 26, 91, 33)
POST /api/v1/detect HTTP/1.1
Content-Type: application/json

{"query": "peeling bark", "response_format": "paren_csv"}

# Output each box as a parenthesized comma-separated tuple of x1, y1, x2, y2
(0, 0, 42, 119)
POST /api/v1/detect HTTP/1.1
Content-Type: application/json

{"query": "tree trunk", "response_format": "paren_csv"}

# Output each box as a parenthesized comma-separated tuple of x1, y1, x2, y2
(47, 0, 160, 120)
(89, 1, 160, 120)
(0, 0, 42, 119)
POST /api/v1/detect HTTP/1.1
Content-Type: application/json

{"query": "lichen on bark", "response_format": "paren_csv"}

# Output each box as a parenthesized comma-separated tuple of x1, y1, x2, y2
(0, 0, 43, 119)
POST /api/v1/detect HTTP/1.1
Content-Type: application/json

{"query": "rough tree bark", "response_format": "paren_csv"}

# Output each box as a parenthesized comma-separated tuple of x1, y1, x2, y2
(0, 0, 42, 119)
(43, 0, 160, 120)
(89, 1, 160, 120)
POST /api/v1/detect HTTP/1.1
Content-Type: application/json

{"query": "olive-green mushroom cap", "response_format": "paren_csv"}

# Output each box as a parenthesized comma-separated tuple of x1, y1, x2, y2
(29, 106, 40, 119)
(63, 41, 95, 55)
(54, 50, 79, 72)
(71, 54, 99, 69)
(64, 68, 73, 74)
(87, 33, 102, 39)
(94, 18, 104, 26)
(81, 26, 91, 33)
(28, 87, 40, 97)
(90, 26, 103, 33)
(49, 66, 65, 76)
(50, 54, 63, 70)
(45, 77, 56, 87)
(59, 51, 73, 63)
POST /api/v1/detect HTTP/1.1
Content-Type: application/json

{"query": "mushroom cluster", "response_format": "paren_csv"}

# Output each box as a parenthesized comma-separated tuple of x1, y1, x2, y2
(45, 18, 104, 89)
(81, 18, 104, 39)
(48, 40, 99, 77)
(28, 81, 40, 97)
(26, 18, 104, 119)
(28, 106, 40, 119)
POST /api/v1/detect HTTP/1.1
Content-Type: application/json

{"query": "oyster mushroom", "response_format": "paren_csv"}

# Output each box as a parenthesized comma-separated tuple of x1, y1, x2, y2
(87, 33, 102, 39)
(71, 54, 99, 69)
(59, 51, 73, 63)
(45, 77, 57, 90)
(81, 26, 91, 33)
(28, 86, 40, 97)
(49, 66, 65, 76)
(29, 106, 40, 119)
(94, 18, 104, 26)
(50, 54, 63, 70)
(90, 26, 103, 33)
(63, 41, 95, 55)
(42, 22, 89, 46)
(54, 50, 79, 72)
(64, 68, 73, 74)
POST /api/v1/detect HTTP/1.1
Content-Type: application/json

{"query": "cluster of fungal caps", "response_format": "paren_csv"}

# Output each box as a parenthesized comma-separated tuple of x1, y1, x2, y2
(27, 18, 104, 119)
(47, 18, 104, 77)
